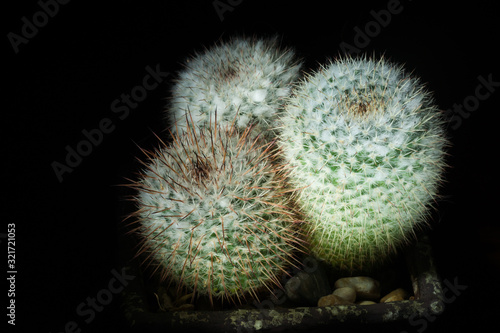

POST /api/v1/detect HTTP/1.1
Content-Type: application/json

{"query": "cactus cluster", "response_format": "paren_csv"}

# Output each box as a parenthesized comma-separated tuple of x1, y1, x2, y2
(130, 118, 303, 303)
(129, 36, 449, 305)
(279, 56, 448, 271)
(168, 36, 302, 135)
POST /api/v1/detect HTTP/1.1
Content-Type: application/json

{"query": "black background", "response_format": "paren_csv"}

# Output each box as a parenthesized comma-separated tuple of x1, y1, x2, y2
(5, 0, 500, 332)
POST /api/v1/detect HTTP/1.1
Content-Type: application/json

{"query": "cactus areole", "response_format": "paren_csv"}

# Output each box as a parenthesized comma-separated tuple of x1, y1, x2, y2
(279, 57, 448, 272)
(131, 118, 303, 304)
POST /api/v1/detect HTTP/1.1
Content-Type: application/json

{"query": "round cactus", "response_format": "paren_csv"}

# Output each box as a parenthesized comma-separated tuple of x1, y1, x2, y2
(279, 56, 448, 272)
(130, 117, 303, 304)
(168, 36, 302, 135)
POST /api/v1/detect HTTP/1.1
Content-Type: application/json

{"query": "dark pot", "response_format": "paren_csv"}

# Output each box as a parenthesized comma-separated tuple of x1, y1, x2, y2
(120, 235, 444, 332)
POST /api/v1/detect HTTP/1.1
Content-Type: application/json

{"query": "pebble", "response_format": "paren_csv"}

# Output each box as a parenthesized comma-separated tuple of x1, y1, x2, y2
(332, 287, 356, 303)
(380, 288, 409, 303)
(356, 300, 377, 305)
(318, 294, 353, 307)
(172, 303, 195, 311)
(284, 262, 332, 306)
(156, 286, 173, 311)
(334, 276, 381, 301)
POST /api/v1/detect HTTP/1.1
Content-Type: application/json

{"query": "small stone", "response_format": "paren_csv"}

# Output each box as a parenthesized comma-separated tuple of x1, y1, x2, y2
(356, 300, 377, 305)
(383, 295, 403, 302)
(318, 294, 352, 307)
(284, 276, 303, 302)
(334, 276, 380, 301)
(171, 303, 195, 311)
(284, 261, 332, 306)
(380, 288, 409, 303)
(156, 286, 173, 311)
(332, 287, 356, 303)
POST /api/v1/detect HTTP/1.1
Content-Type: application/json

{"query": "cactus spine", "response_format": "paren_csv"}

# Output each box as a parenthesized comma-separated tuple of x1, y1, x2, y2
(279, 56, 448, 272)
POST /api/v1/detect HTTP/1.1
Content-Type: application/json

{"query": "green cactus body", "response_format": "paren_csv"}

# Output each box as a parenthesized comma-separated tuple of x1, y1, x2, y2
(279, 57, 448, 272)
(168, 36, 302, 135)
(131, 119, 303, 303)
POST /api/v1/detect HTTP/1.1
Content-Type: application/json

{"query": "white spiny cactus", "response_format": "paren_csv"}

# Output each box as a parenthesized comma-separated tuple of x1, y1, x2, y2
(168, 36, 302, 135)
(130, 117, 304, 304)
(279, 56, 448, 272)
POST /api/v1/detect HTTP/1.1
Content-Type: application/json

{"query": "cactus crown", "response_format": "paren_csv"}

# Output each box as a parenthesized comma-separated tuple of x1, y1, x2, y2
(279, 56, 448, 271)
(168, 36, 302, 135)
(130, 116, 304, 304)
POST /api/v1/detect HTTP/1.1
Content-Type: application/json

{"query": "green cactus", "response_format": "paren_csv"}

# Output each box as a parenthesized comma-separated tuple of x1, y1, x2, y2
(130, 117, 304, 304)
(168, 36, 302, 136)
(279, 56, 448, 272)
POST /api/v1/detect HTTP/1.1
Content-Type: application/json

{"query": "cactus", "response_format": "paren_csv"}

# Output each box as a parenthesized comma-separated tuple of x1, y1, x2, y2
(168, 36, 302, 135)
(279, 56, 448, 272)
(129, 116, 303, 304)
